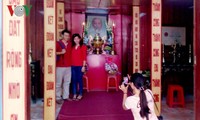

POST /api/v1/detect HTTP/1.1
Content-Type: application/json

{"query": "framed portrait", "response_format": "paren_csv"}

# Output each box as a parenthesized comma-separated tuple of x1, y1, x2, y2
(84, 13, 114, 55)
(86, 14, 108, 39)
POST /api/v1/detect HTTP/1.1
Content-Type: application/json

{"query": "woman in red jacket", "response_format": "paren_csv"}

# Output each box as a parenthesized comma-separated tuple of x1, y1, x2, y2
(71, 33, 87, 100)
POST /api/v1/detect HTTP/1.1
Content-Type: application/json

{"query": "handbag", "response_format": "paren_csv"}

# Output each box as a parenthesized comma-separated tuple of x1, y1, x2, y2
(148, 90, 164, 120)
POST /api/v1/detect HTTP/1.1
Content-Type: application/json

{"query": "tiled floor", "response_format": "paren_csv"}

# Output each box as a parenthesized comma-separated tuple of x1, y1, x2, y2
(31, 99, 43, 120)
(31, 99, 62, 120)
(161, 97, 194, 120)
(31, 95, 194, 120)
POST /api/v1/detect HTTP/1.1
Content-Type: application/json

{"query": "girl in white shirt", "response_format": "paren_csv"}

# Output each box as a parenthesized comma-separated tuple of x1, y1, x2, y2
(119, 73, 158, 120)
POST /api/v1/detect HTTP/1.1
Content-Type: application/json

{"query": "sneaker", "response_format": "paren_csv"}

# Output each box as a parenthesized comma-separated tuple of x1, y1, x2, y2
(72, 95, 77, 100)
(56, 99, 63, 104)
(76, 95, 83, 100)
(63, 98, 72, 101)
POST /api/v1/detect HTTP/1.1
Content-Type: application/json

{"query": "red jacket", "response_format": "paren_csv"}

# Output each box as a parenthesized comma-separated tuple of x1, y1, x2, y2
(56, 40, 72, 67)
(71, 45, 87, 66)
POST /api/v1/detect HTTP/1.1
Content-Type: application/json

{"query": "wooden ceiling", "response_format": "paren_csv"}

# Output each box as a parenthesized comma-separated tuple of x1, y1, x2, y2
(64, 0, 147, 15)
(64, 0, 193, 15)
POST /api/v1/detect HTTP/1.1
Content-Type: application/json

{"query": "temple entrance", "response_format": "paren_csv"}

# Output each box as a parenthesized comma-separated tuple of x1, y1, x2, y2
(30, 0, 195, 119)
(2, 0, 198, 120)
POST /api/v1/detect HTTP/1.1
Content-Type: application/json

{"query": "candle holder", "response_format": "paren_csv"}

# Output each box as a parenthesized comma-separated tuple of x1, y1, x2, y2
(29, 43, 33, 64)
(168, 43, 177, 63)
(162, 44, 165, 63)
(189, 44, 191, 63)
(111, 32, 115, 55)
(82, 22, 85, 38)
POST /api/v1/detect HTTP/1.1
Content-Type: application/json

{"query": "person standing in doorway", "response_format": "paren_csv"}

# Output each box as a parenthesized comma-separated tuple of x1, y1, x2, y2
(56, 29, 72, 104)
(71, 33, 87, 101)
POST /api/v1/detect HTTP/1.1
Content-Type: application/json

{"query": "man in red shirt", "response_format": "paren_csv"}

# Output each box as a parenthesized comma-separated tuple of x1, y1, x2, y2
(56, 29, 72, 104)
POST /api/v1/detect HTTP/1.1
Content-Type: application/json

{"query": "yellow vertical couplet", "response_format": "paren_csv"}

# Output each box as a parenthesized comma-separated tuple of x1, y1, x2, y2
(151, 0, 162, 115)
(44, 0, 56, 119)
(57, 2, 65, 40)
(0, 0, 2, 119)
(132, 6, 140, 73)
(2, 0, 27, 120)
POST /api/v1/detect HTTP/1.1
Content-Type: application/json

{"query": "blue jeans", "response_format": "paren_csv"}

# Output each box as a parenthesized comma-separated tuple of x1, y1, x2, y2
(71, 66, 83, 96)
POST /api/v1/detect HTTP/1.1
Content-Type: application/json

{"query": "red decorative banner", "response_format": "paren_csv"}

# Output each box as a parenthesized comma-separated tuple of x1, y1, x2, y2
(44, 0, 56, 119)
(151, 0, 162, 115)
(3, 0, 27, 119)
(132, 6, 140, 73)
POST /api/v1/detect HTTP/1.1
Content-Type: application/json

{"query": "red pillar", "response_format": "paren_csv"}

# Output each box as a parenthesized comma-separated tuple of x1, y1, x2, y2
(194, 0, 200, 119)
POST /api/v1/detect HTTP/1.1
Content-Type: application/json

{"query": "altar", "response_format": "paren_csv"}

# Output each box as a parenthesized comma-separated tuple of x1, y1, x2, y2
(85, 54, 120, 91)
(82, 15, 120, 91)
